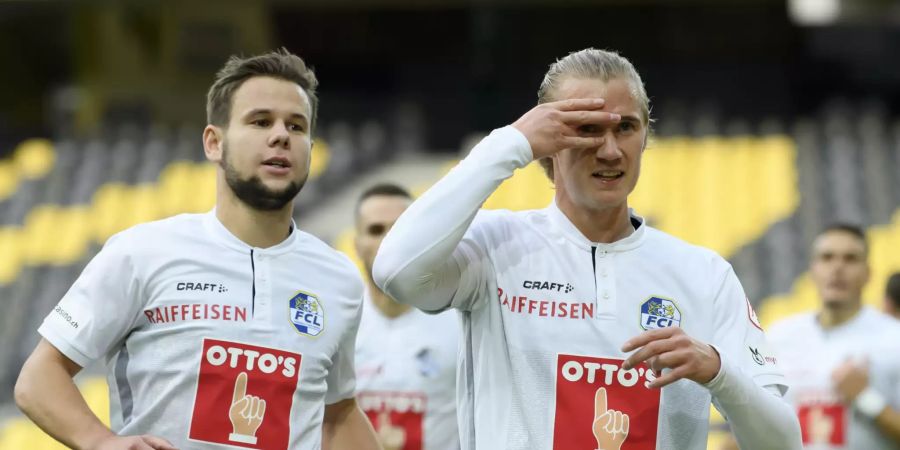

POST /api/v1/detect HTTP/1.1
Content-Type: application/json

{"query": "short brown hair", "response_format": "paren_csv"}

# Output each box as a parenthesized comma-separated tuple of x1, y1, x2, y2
(206, 48, 319, 132)
(536, 48, 651, 181)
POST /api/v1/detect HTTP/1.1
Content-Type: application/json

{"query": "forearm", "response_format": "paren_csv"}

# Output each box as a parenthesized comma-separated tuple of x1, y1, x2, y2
(372, 126, 531, 309)
(873, 405, 900, 442)
(322, 400, 381, 450)
(706, 355, 802, 450)
(14, 340, 112, 450)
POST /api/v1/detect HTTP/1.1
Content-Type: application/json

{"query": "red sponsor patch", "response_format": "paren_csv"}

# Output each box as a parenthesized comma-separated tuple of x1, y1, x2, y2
(746, 297, 763, 331)
(189, 339, 301, 449)
(358, 391, 426, 450)
(798, 403, 846, 446)
(553, 355, 660, 450)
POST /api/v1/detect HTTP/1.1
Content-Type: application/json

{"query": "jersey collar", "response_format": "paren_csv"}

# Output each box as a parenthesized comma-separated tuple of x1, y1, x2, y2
(546, 200, 646, 252)
(203, 209, 300, 255)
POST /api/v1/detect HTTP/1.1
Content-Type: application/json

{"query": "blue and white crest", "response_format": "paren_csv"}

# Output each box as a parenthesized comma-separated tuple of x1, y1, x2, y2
(289, 291, 325, 337)
(640, 296, 681, 330)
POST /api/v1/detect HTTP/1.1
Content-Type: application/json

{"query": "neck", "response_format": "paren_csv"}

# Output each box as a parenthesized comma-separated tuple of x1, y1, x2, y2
(367, 279, 411, 319)
(216, 184, 294, 248)
(556, 194, 634, 243)
(818, 300, 862, 329)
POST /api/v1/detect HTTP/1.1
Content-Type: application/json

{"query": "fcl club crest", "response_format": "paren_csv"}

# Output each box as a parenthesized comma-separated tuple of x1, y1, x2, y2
(289, 291, 325, 336)
(640, 297, 681, 330)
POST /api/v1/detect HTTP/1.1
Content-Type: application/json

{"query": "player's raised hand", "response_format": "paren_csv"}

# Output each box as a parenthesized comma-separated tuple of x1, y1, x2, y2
(592, 387, 629, 450)
(90, 435, 178, 450)
(621, 326, 721, 389)
(511, 98, 620, 160)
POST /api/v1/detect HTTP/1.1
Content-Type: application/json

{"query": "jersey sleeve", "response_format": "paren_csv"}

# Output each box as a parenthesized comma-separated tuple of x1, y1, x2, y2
(711, 263, 787, 393)
(38, 231, 146, 368)
(325, 286, 364, 404)
(448, 211, 505, 311)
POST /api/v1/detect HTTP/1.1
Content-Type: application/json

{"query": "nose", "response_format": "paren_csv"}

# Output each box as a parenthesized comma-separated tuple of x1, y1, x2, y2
(268, 120, 290, 149)
(595, 130, 622, 161)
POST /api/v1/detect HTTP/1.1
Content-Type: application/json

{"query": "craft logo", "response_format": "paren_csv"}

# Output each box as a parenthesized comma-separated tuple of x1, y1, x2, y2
(553, 354, 661, 450)
(640, 297, 681, 330)
(189, 339, 302, 448)
(358, 391, 427, 450)
(289, 291, 325, 337)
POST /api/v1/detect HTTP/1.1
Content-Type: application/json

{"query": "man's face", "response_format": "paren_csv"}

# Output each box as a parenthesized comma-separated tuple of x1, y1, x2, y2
(207, 76, 313, 211)
(551, 77, 647, 212)
(810, 231, 869, 309)
(355, 195, 411, 280)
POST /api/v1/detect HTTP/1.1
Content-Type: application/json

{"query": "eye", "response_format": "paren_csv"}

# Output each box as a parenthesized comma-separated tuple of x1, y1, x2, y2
(578, 124, 599, 135)
(288, 123, 306, 132)
(367, 224, 386, 236)
(618, 121, 636, 134)
(252, 119, 271, 127)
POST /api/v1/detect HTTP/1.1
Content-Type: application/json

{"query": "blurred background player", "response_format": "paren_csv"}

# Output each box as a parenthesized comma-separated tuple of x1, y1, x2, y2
(13, 49, 379, 450)
(373, 48, 800, 450)
(766, 224, 900, 449)
(353, 183, 460, 450)
(884, 272, 900, 320)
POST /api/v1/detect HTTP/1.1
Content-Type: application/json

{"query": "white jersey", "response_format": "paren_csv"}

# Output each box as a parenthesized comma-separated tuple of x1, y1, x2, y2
(448, 204, 784, 450)
(768, 307, 900, 450)
(355, 294, 460, 450)
(373, 126, 796, 450)
(39, 211, 364, 450)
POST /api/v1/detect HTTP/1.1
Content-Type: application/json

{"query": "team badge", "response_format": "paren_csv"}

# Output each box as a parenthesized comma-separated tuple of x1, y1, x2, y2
(639, 297, 681, 330)
(289, 291, 325, 336)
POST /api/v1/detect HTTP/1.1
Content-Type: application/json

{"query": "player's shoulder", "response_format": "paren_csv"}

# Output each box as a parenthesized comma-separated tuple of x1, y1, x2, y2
(642, 224, 730, 269)
(860, 307, 900, 335)
(293, 230, 364, 290)
(103, 212, 206, 253)
(766, 312, 816, 341)
(470, 206, 551, 236)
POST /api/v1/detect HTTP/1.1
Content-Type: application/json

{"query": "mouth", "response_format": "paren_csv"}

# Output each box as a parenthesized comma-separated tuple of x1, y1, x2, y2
(262, 157, 292, 169)
(591, 170, 624, 181)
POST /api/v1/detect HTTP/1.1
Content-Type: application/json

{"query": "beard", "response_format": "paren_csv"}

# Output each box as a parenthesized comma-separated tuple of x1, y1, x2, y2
(220, 141, 307, 211)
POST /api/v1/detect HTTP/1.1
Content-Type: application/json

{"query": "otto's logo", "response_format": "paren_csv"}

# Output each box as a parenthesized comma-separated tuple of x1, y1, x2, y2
(189, 339, 301, 449)
(640, 297, 681, 330)
(554, 355, 660, 450)
(177, 282, 228, 293)
(523, 280, 574, 293)
(359, 392, 427, 450)
(289, 291, 325, 337)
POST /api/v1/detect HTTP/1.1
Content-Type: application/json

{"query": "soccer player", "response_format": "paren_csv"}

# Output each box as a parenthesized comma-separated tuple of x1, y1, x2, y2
(884, 272, 900, 320)
(14, 49, 380, 450)
(353, 183, 460, 450)
(767, 224, 900, 449)
(372, 48, 802, 450)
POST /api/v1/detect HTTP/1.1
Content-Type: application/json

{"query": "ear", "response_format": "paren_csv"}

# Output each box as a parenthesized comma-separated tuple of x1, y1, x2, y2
(203, 125, 224, 163)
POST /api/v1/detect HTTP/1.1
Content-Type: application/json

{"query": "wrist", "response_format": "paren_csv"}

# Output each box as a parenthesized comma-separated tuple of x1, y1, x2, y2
(854, 387, 887, 419)
(77, 427, 115, 450)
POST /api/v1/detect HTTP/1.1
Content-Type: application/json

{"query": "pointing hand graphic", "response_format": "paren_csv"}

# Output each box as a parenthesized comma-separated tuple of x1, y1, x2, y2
(229, 372, 266, 445)
(592, 387, 629, 450)
(376, 411, 406, 450)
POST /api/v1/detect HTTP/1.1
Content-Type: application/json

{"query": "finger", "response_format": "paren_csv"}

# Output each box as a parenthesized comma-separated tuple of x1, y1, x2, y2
(230, 397, 248, 415)
(232, 372, 248, 405)
(247, 396, 259, 419)
(559, 135, 607, 149)
(623, 413, 630, 435)
(378, 411, 392, 427)
(141, 435, 178, 450)
(257, 398, 267, 420)
(559, 110, 621, 126)
(552, 98, 606, 111)
(622, 328, 679, 353)
(594, 387, 608, 418)
(623, 338, 679, 370)
(648, 365, 691, 389)
(613, 411, 622, 433)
